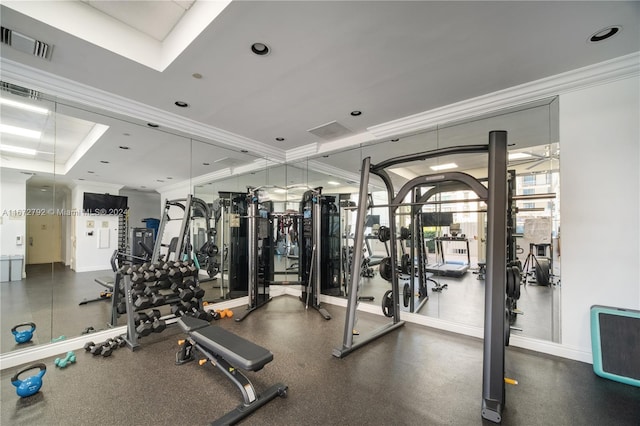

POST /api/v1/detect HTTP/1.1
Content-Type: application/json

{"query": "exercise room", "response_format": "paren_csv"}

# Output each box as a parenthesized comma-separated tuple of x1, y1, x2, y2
(1, 2, 639, 425)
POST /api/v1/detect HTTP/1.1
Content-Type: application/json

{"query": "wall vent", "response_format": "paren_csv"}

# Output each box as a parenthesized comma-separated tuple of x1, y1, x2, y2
(0, 26, 53, 60)
(0, 81, 42, 100)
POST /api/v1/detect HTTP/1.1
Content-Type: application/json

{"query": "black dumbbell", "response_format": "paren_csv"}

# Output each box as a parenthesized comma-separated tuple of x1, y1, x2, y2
(182, 277, 205, 299)
(179, 262, 198, 277)
(180, 302, 209, 320)
(148, 310, 166, 333)
(171, 304, 186, 317)
(84, 341, 106, 356)
(170, 281, 194, 302)
(132, 291, 151, 310)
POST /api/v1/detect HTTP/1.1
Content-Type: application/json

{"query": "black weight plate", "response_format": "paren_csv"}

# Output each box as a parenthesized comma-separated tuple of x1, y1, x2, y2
(400, 227, 411, 240)
(512, 266, 521, 299)
(379, 257, 392, 282)
(535, 258, 551, 286)
(403, 283, 410, 307)
(506, 267, 515, 298)
(378, 226, 390, 243)
(401, 253, 411, 274)
(381, 290, 394, 317)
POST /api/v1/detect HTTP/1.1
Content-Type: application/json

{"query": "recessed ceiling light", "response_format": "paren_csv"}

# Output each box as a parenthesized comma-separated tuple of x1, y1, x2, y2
(273, 188, 287, 194)
(430, 163, 458, 171)
(40, 188, 47, 192)
(251, 42, 270, 56)
(174, 101, 189, 108)
(589, 26, 621, 43)
(119, 146, 130, 150)
(147, 123, 159, 128)
(192, 73, 202, 79)
(328, 181, 340, 186)
(0, 124, 41, 139)
(275, 137, 285, 141)
(0, 144, 37, 155)
(100, 160, 109, 164)
(0, 98, 49, 115)
(350, 110, 362, 116)
(203, 162, 210, 166)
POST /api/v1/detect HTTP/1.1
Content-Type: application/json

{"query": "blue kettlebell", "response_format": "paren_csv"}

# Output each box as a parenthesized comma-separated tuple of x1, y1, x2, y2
(11, 363, 46, 398)
(11, 322, 36, 344)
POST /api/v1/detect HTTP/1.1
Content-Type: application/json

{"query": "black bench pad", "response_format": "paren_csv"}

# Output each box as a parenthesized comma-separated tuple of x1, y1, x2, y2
(178, 316, 274, 371)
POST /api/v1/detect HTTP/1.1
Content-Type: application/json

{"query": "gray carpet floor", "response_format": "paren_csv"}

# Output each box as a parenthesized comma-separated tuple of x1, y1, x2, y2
(2, 295, 639, 426)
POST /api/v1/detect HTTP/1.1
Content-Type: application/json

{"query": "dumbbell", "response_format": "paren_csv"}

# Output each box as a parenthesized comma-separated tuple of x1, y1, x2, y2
(154, 268, 168, 281)
(132, 291, 152, 310)
(171, 304, 186, 317)
(182, 277, 205, 299)
(179, 262, 198, 278)
(143, 285, 166, 305)
(167, 266, 183, 283)
(84, 341, 110, 356)
(54, 351, 76, 368)
(170, 281, 194, 302)
(180, 302, 209, 320)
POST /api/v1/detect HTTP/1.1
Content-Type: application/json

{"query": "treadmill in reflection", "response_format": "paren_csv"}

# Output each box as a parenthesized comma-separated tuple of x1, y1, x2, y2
(425, 224, 470, 278)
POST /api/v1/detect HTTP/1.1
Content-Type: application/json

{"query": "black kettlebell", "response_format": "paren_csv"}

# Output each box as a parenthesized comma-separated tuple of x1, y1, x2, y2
(11, 363, 46, 398)
(11, 322, 36, 344)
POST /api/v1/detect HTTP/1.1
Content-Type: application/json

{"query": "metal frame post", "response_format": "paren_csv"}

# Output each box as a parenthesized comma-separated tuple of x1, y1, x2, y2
(481, 130, 508, 423)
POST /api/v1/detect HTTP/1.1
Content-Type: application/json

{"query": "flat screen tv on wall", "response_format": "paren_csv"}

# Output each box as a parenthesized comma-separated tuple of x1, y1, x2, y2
(83, 192, 128, 215)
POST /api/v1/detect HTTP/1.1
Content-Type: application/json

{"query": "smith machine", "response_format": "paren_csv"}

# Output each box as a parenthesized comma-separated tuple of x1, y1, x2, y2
(333, 131, 512, 424)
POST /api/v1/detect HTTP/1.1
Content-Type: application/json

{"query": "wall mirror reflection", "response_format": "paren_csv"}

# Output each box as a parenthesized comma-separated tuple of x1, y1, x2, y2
(305, 98, 560, 342)
(0, 82, 270, 354)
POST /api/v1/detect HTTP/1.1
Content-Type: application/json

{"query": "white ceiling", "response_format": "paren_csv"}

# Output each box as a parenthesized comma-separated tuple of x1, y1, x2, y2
(0, 1, 638, 193)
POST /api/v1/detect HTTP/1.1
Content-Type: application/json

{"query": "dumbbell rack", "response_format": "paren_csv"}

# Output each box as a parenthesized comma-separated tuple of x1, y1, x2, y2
(120, 263, 206, 351)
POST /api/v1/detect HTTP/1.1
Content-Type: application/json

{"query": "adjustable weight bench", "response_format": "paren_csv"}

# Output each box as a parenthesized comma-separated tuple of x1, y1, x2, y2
(176, 316, 288, 425)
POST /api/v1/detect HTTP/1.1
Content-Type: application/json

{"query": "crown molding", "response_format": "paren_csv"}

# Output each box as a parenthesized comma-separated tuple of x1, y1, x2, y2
(368, 52, 640, 140)
(0, 58, 287, 162)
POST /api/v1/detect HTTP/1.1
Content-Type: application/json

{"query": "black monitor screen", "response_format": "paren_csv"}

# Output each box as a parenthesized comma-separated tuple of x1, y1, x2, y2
(83, 192, 128, 214)
(421, 212, 454, 227)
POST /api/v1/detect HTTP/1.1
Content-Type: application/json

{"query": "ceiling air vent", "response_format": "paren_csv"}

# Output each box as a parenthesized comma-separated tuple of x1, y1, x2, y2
(0, 26, 53, 60)
(307, 120, 353, 141)
(0, 81, 42, 100)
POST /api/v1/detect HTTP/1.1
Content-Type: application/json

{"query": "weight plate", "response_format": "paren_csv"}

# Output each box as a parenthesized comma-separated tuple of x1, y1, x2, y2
(400, 227, 411, 240)
(512, 266, 521, 299)
(506, 267, 515, 298)
(401, 253, 411, 275)
(381, 290, 394, 317)
(535, 258, 551, 286)
(403, 283, 410, 307)
(379, 257, 392, 282)
(378, 226, 391, 243)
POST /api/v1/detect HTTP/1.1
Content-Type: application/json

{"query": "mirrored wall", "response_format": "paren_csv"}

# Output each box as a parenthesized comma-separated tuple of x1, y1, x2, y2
(0, 84, 560, 357)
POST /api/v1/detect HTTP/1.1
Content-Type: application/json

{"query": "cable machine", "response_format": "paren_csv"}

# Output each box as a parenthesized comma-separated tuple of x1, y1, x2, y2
(333, 131, 510, 424)
(235, 187, 274, 321)
(298, 188, 336, 319)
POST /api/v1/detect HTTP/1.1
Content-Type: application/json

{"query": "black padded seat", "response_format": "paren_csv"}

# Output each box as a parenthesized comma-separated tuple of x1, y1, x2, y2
(178, 316, 273, 371)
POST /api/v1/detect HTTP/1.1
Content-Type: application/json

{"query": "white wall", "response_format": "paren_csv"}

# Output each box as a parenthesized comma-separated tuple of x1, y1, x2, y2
(70, 181, 123, 272)
(560, 76, 640, 356)
(0, 172, 28, 266)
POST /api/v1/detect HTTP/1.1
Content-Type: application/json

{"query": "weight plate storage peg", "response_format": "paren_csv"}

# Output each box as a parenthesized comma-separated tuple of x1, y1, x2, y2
(379, 257, 392, 282)
(11, 363, 46, 398)
(11, 322, 36, 344)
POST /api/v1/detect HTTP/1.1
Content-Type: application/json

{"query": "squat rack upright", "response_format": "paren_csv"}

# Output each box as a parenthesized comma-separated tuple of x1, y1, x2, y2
(332, 131, 509, 424)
